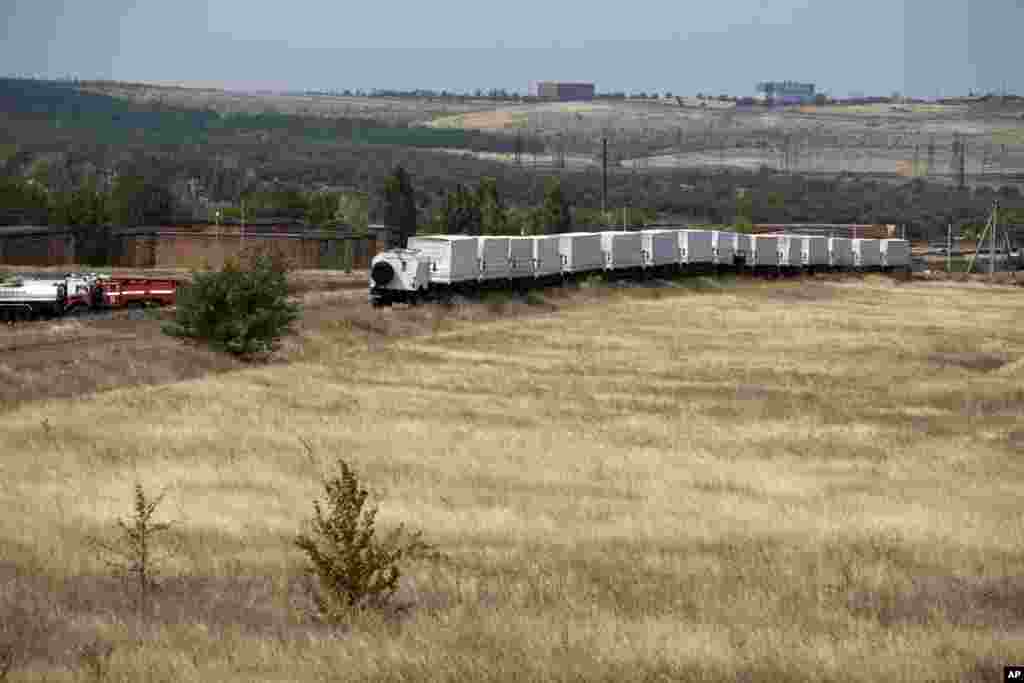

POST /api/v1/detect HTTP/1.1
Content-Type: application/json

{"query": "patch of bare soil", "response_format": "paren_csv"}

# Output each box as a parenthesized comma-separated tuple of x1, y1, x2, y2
(761, 282, 838, 302)
(928, 351, 1012, 373)
(0, 273, 368, 411)
(0, 281, 570, 410)
(846, 572, 1024, 631)
(914, 270, 1024, 287)
(0, 315, 245, 410)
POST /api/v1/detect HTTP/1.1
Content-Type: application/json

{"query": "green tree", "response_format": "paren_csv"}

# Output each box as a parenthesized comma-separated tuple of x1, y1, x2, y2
(432, 184, 481, 235)
(455, 185, 482, 234)
(108, 174, 174, 226)
(0, 177, 48, 220)
(335, 192, 369, 233)
(163, 250, 300, 356)
(477, 177, 506, 235)
(380, 165, 417, 247)
(537, 177, 571, 234)
(306, 192, 338, 227)
(51, 178, 108, 226)
(734, 191, 753, 231)
(503, 207, 542, 236)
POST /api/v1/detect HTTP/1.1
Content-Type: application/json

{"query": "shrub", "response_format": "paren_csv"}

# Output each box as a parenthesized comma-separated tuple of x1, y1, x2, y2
(163, 249, 300, 356)
(0, 587, 55, 682)
(87, 482, 175, 620)
(295, 458, 437, 622)
(523, 290, 546, 306)
(481, 290, 511, 313)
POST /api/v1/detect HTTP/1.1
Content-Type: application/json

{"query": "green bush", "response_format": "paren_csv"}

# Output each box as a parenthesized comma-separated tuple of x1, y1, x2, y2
(163, 250, 300, 356)
(523, 290, 547, 306)
(295, 458, 437, 622)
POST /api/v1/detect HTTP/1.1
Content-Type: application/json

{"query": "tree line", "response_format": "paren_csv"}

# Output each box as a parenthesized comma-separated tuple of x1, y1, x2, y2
(3, 160, 1021, 245)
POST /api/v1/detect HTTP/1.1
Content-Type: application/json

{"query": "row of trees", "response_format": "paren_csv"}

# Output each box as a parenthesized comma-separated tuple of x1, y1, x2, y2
(380, 167, 658, 242)
(426, 176, 570, 236)
(0, 174, 173, 227)
(2, 147, 1021, 242)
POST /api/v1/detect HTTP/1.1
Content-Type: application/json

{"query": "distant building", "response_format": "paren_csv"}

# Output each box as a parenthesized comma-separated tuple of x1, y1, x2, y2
(756, 81, 816, 104)
(530, 81, 595, 101)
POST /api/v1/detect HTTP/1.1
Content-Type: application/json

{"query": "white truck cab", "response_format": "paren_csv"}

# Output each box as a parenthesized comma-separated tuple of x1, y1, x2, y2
(369, 249, 431, 306)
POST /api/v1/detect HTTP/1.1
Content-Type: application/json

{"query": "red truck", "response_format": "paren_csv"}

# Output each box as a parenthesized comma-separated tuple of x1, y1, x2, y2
(96, 278, 179, 308)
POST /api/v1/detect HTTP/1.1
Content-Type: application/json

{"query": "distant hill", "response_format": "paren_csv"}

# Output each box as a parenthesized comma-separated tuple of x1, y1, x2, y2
(0, 78, 528, 153)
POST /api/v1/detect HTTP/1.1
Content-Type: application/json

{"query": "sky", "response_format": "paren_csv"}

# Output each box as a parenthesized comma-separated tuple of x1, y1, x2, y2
(1, 0, 1021, 99)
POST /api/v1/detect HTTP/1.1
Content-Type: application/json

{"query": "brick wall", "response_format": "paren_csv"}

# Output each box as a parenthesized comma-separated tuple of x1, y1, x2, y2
(1, 227, 379, 270)
(0, 230, 76, 266)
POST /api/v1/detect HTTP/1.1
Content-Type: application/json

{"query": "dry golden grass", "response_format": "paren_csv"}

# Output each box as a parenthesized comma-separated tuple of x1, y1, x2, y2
(2, 275, 1024, 681)
(427, 110, 530, 131)
(992, 128, 1024, 146)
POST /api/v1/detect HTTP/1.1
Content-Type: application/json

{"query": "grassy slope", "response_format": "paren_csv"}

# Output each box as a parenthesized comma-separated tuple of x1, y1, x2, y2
(2, 276, 1024, 682)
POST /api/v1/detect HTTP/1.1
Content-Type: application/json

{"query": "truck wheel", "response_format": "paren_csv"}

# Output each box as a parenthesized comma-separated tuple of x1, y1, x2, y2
(371, 262, 395, 287)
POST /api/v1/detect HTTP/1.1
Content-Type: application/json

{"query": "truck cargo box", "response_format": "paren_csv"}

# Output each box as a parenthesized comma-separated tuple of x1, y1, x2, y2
(733, 233, 754, 263)
(100, 278, 178, 307)
(599, 231, 644, 270)
(679, 230, 714, 264)
(712, 231, 736, 265)
(750, 235, 780, 267)
(777, 235, 802, 267)
(641, 229, 679, 267)
(532, 235, 562, 277)
(406, 235, 479, 284)
(801, 236, 829, 266)
(828, 238, 854, 268)
(852, 238, 881, 268)
(477, 236, 511, 280)
(558, 232, 604, 273)
(880, 239, 910, 268)
(507, 237, 534, 278)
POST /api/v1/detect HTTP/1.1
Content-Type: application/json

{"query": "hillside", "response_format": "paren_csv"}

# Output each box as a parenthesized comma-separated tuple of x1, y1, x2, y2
(0, 79, 1022, 240)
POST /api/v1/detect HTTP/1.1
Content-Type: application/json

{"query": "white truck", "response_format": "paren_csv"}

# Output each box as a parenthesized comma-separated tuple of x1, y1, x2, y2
(368, 248, 433, 306)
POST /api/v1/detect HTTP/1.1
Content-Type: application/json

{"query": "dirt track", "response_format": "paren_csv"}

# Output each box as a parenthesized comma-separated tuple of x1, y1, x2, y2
(0, 273, 370, 411)
(0, 269, 1018, 411)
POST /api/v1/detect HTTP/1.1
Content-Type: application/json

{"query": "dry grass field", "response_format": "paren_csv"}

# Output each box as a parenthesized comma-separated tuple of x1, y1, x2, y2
(1, 275, 1024, 682)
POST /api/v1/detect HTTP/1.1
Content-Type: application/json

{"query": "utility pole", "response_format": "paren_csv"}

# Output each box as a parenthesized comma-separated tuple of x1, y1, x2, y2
(602, 137, 608, 216)
(954, 136, 962, 189)
(991, 200, 999, 279)
(947, 223, 952, 273)
(927, 135, 936, 177)
(967, 201, 999, 275)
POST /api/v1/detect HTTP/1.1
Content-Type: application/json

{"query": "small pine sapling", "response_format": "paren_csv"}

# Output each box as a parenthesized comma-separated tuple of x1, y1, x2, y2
(295, 458, 437, 622)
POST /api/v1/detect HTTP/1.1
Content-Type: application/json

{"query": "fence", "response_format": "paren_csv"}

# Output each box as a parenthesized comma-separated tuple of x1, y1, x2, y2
(0, 226, 380, 270)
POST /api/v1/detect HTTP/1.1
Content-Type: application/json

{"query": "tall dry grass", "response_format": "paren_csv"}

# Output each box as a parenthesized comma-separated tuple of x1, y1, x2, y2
(1, 275, 1023, 681)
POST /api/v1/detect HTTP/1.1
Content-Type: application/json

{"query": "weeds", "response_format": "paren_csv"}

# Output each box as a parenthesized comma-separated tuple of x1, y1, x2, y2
(0, 583, 54, 682)
(294, 457, 438, 623)
(77, 639, 115, 683)
(87, 483, 176, 620)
